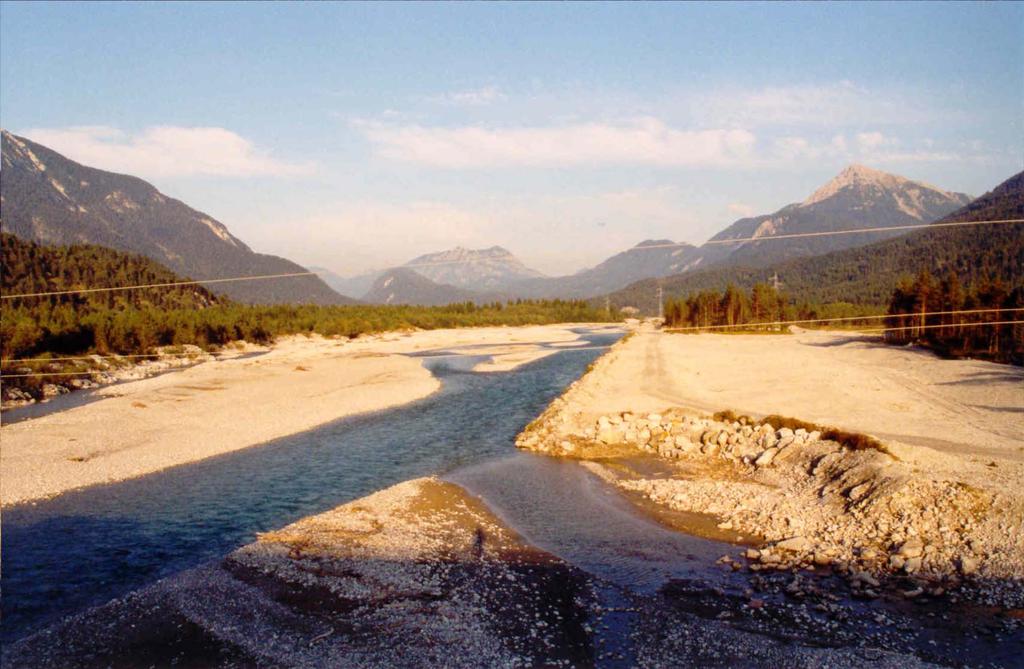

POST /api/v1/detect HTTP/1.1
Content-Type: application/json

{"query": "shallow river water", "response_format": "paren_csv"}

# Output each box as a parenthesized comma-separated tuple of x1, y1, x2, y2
(2, 329, 630, 642)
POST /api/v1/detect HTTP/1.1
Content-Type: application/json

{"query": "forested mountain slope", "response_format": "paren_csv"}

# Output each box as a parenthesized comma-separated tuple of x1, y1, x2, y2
(1, 131, 351, 305)
(608, 171, 1023, 313)
(1, 233, 222, 358)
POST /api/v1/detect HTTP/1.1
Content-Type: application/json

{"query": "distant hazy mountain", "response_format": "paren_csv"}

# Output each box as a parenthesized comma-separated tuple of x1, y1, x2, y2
(607, 170, 1023, 312)
(567, 239, 704, 293)
(499, 239, 704, 299)
(404, 245, 544, 290)
(316, 238, 700, 304)
(705, 164, 972, 267)
(501, 165, 971, 300)
(362, 267, 483, 306)
(0, 131, 352, 305)
(307, 266, 377, 301)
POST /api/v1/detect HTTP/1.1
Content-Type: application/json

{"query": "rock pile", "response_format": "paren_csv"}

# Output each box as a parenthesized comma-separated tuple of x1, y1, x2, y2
(518, 405, 1024, 606)
(1, 345, 215, 409)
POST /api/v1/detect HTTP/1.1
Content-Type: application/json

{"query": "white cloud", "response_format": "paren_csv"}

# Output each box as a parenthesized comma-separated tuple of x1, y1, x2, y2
(773, 136, 818, 160)
(855, 131, 893, 151)
(19, 125, 314, 178)
(766, 130, 964, 166)
(697, 81, 944, 128)
(357, 117, 757, 168)
(432, 85, 506, 106)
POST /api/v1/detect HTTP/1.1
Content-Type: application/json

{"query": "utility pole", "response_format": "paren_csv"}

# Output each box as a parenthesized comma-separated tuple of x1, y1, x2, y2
(770, 272, 782, 292)
(605, 296, 611, 316)
(657, 285, 664, 320)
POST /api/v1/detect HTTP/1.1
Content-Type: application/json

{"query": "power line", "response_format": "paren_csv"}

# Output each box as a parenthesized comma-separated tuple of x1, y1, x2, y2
(6, 310, 1017, 373)
(1, 352, 205, 364)
(3, 322, 1018, 379)
(392, 219, 1024, 267)
(665, 307, 1024, 333)
(2, 271, 316, 300)
(1, 370, 125, 379)
(2, 218, 1020, 301)
(659, 218, 1024, 250)
(1, 345, 618, 377)
(860, 320, 1023, 334)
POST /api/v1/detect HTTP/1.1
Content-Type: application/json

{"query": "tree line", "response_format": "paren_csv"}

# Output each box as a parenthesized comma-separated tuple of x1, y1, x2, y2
(1, 235, 613, 394)
(660, 273, 1022, 365)
(885, 271, 1023, 364)
(662, 282, 881, 331)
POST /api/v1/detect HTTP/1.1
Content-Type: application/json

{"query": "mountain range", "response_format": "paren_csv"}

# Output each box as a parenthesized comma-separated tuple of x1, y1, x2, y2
(405, 245, 544, 289)
(0, 131, 351, 305)
(3, 130, 999, 310)
(352, 165, 974, 305)
(320, 245, 545, 301)
(606, 170, 1024, 312)
(362, 267, 483, 306)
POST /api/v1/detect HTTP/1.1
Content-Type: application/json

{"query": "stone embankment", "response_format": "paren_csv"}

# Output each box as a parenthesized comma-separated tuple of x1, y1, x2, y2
(518, 404, 1024, 607)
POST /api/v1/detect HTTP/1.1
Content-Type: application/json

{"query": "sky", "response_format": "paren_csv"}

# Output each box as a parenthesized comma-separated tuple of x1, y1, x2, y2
(1, 2, 1021, 276)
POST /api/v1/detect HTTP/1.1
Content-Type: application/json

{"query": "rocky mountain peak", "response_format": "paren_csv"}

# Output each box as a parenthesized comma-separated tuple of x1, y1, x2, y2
(404, 245, 543, 290)
(802, 164, 959, 209)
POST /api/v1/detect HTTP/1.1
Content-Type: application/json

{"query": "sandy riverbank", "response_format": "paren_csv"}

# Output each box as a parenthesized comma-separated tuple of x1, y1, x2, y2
(1, 324, 613, 505)
(518, 326, 1024, 600)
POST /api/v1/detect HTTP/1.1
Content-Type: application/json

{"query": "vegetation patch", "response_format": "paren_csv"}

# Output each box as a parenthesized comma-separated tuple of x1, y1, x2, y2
(1, 234, 616, 398)
(708, 410, 893, 457)
(760, 414, 893, 457)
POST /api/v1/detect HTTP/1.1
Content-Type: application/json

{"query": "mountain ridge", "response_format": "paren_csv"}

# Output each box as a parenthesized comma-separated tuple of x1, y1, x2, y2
(362, 267, 485, 306)
(605, 170, 1023, 313)
(0, 131, 353, 305)
(703, 163, 972, 268)
(403, 245, 545, 290)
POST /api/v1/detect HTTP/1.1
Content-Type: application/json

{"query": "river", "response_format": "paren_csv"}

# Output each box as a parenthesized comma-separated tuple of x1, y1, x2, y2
(2, 328, 626, 642)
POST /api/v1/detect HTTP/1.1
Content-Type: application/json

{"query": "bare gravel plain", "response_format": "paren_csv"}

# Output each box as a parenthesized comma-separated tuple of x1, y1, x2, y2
(517, 326, 1024, 609)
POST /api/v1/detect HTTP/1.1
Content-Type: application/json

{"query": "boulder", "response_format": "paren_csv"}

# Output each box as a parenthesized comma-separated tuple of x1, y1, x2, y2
(754, 448, 779, 467)
(41, 383, 68, 398)
(674, 435, 696, 452)
(775, 536, 811, 552)
(897, 538, 924, 559)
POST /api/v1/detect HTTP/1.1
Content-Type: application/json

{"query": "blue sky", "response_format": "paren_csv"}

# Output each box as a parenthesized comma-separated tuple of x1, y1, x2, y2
(2, 2, 1021, 275)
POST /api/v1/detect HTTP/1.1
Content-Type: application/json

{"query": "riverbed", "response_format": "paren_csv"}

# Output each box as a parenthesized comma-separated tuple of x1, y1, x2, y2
(1, 327, 622, 642)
